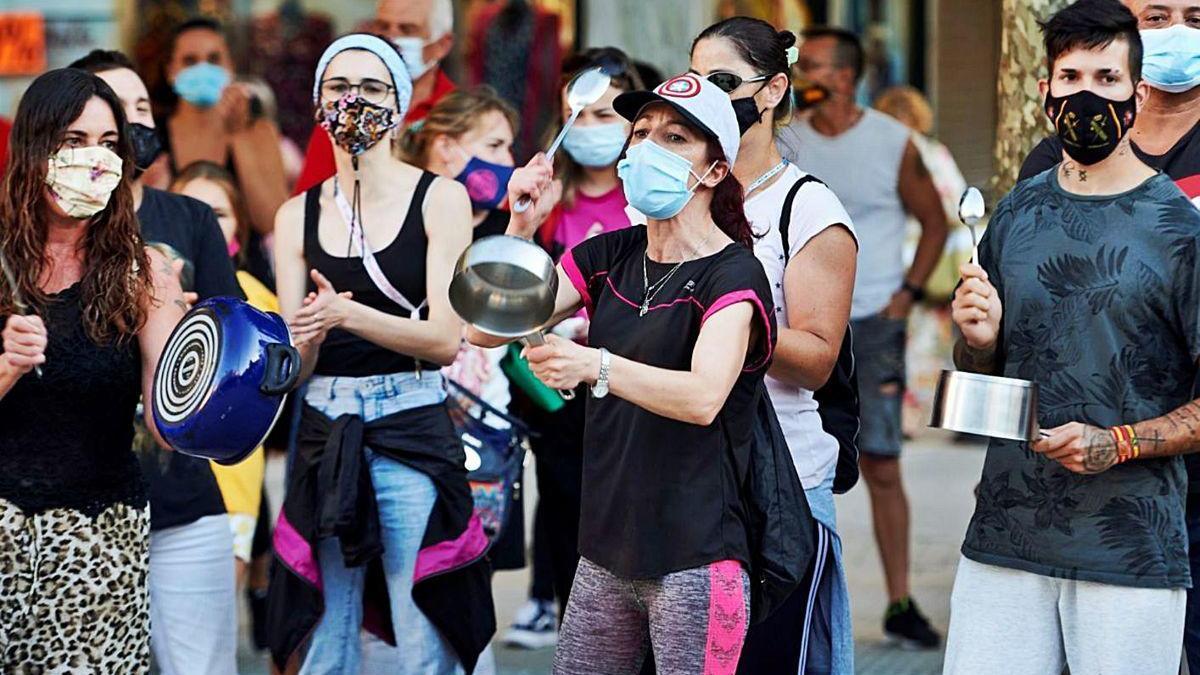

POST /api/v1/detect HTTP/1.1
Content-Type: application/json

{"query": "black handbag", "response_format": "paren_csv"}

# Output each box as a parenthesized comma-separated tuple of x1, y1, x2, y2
(779, 176, 861, 495)
(444, 380, 529, 547)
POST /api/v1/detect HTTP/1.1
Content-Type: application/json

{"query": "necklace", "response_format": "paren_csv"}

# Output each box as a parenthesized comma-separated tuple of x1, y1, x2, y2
(743, 159, 788, 198)
(640, 227, 716, 317)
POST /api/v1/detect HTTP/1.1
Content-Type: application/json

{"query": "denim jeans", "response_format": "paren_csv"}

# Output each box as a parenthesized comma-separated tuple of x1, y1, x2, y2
(300, 373, 461, 675)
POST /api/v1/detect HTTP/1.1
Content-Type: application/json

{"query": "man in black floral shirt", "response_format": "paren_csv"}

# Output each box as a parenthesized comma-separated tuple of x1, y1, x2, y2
(945, 1, 1200, 672)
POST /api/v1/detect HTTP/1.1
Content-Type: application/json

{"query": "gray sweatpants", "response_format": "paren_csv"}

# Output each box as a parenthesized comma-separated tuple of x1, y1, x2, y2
(553, 557, 750, 675)
(944, 556, 1185, 675)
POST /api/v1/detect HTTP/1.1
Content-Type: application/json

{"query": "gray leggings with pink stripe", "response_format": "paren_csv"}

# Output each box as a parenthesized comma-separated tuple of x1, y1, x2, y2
(553, 557, 751, 675)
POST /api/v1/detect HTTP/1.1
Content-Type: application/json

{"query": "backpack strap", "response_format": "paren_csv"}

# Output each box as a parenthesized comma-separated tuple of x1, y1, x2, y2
(778, 174, 826, 256)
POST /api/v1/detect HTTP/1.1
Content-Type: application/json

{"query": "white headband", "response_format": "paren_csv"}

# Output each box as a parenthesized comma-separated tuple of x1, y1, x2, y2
(312, 34, 413, 117)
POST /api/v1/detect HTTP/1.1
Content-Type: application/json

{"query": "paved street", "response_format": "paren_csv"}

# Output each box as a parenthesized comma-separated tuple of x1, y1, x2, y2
(239, 431, 985, 674)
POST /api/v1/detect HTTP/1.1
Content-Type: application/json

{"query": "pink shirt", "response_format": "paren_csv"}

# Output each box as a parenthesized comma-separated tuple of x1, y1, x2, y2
(553, 185, 631, 253)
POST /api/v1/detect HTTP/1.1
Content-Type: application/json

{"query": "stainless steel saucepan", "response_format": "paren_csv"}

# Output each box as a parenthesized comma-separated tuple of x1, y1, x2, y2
(929, 370, 1040, 441)
(449, 235, 575, 400)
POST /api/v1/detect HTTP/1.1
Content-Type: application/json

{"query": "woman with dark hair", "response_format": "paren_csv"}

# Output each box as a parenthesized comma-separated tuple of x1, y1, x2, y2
(267, 34, 492, 673)
(0, 68, 187, 672)
(160, 17, 288, 283)
(499, 46, 645, 649)
(472, 73, 774, 673)
(692, 17, 859, 674)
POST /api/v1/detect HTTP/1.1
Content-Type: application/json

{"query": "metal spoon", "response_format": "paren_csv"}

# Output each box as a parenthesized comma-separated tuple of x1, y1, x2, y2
(958, 186, 986, 264)
(512, 67, 612, 213)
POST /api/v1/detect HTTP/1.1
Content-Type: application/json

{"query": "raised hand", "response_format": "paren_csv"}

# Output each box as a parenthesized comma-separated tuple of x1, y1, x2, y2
(507, 153, 563, 239)
(951, 262, 1002, 350)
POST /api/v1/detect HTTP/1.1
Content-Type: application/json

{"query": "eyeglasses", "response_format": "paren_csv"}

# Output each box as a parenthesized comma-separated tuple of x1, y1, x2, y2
(320, 77, 394, 105)
(705, 71, 770, 94)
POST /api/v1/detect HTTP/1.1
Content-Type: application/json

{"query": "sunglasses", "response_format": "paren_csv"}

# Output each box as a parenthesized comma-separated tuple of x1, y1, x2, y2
(705, 71, 770, 94)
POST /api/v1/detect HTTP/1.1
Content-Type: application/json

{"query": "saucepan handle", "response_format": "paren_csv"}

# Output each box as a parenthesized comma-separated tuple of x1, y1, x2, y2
(522, 332, 576, 400)
(260, 343, 301, 396)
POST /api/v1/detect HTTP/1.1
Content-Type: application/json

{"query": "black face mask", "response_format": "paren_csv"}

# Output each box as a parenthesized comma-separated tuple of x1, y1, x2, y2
(129, 123, 163, 176)
(732, 96, 764, 136)
(793, 80, 830, 111)
(1044, 89, 1137, 166)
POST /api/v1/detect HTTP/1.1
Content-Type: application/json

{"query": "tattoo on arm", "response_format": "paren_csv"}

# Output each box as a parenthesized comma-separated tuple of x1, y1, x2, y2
(953, 339, 998, 374)
(1132, 400, 1200, 458)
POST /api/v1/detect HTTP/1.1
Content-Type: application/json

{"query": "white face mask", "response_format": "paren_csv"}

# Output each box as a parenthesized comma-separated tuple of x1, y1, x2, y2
(46, 146, 123, 219)
(392, 36, 436, 81)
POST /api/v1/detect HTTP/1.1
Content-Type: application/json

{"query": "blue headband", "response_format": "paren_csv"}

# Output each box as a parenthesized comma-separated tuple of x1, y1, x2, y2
(313, 34, 413, 117)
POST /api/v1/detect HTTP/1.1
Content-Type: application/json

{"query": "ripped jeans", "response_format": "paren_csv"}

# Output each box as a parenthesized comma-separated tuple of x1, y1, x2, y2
(851, 315, 906, 457)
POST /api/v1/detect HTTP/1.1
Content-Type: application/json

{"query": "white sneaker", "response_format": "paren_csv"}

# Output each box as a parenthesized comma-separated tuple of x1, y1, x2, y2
(501, 599, 558, 650)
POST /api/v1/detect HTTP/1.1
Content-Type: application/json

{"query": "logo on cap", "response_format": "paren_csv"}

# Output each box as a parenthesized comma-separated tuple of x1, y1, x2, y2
(659, 74, 701, 99)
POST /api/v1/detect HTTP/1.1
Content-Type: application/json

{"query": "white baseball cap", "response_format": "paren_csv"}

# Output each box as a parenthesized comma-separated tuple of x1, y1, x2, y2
(614, 73, 740, 167)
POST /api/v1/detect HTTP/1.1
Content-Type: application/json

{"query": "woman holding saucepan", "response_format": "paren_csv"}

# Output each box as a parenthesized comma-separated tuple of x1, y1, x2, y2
(267, 34, 492, 674)
(471, 73, 775, 673)
(0, 68, 187, 672)
(691, 17, 859, 674)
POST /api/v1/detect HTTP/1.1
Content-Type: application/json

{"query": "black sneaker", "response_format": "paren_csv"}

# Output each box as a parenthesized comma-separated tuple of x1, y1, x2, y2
(502, 599, 558, 650)
(883, 597, 941, 650)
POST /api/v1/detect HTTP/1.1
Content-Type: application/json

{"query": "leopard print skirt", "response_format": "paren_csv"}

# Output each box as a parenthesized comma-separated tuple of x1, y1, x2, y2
(0, 498, 150, 674)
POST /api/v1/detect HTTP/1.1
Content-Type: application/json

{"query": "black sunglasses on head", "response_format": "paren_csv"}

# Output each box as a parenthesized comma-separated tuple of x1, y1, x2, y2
(705, 71, 769, 94)
(563, 51, 630, 79)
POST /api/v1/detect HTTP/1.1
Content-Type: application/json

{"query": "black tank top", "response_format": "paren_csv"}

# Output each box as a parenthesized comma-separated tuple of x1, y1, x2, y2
(304, 172, 435, 376)
(0, 284, 145, 517)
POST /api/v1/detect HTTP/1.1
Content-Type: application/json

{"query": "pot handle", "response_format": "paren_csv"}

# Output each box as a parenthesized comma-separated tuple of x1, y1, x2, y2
(260, 343, 301, 396)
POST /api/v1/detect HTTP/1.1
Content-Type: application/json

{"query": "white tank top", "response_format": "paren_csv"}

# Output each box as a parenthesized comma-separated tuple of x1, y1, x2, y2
(777, 109, 911, 319)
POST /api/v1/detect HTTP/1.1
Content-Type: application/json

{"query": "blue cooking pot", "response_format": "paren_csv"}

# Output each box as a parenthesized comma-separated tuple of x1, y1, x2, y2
(153, 297, 300, 465)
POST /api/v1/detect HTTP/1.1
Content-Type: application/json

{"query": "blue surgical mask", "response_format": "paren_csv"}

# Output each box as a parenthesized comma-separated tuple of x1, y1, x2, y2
(455, 154, 515, 211)
(1142, 24, 1200, 93)
(173, 62, 231, 108)
(393, 36, 435, 81)
(616, 140, 716, 220)
(562, 122, 628, 168)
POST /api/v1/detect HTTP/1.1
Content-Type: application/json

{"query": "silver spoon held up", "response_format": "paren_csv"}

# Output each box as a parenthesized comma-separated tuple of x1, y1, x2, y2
(512, 67, 612, 214)
(958, 186, 986, 265)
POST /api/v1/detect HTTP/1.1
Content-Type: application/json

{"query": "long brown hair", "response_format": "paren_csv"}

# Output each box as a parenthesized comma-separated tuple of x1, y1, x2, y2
(0, 68, 150, 342)
(401, 86, 519, 168)
(171, 160, 251, 267)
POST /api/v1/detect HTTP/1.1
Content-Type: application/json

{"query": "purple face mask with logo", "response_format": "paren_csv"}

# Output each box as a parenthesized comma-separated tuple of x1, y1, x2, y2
(454, 155, 515, 211)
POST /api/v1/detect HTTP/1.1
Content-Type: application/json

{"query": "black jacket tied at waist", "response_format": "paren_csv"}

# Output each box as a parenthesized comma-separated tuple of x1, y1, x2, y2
(267, 401, 495, 671)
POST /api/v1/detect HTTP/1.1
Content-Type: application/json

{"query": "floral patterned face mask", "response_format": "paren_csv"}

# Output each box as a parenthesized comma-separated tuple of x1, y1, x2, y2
(315, 92, 398, 156)
(45, 146, 123, 219)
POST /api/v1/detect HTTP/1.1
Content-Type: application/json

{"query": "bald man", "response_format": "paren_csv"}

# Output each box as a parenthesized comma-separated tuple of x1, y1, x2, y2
(1021, 0, 1200, 203)
(293, 0, 457, 194)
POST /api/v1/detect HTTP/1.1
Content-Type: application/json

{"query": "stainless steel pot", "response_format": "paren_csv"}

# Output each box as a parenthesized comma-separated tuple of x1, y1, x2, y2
(449, 235, 575, 399)
(449, 235, 558, 338)
(928, 370, 1040, 441)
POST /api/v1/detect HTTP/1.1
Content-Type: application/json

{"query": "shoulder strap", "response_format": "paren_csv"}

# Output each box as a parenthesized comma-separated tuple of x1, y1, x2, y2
(778, 175, 826, 255)
(331, 176, 428, 318)
(406, 171, 438, 226)
(303, 185, 322, 258)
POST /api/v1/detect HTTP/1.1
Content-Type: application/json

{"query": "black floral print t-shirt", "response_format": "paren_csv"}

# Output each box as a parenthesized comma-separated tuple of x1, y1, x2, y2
(964, 170, 1200, 589)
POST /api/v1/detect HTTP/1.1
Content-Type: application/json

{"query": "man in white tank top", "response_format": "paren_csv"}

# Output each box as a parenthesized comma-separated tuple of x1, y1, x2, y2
(777, 26, 949, 650)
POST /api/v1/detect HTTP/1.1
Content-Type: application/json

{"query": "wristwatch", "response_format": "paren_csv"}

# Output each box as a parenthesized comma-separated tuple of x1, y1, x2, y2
(901, 281, 927, 303)
(592, 348, 611, 398)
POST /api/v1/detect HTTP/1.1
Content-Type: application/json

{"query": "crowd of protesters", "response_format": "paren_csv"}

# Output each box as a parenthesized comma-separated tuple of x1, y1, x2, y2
(4, 0, 1200, 674)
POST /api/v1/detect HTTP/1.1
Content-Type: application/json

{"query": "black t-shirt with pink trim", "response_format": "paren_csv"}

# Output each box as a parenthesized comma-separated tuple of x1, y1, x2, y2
(562, 225, 776, 579)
